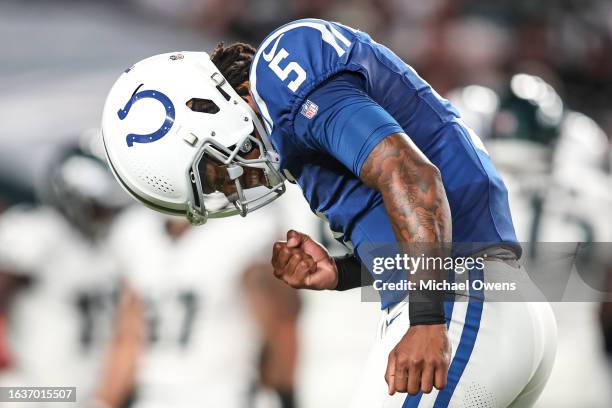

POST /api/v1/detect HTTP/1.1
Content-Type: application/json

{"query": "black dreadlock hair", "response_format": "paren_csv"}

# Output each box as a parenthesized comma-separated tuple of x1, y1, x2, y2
(210, 42, 256, 97)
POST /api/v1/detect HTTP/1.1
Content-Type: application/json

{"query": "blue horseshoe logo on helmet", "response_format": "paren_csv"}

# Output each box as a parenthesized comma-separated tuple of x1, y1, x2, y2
(117, 87, 175, 147)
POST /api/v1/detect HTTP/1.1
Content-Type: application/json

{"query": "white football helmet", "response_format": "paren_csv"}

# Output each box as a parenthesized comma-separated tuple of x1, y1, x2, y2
(101, 52, 285, 225)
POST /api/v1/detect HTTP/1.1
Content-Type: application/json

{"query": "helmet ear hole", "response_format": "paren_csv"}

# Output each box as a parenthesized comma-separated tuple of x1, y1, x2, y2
(215, 85, 231, 101)
(186, 98, 220, 114)
(228, 139, 254, 155)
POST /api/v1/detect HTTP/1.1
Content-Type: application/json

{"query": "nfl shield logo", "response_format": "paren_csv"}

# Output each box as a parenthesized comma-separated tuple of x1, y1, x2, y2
(300, 100, 319, 119)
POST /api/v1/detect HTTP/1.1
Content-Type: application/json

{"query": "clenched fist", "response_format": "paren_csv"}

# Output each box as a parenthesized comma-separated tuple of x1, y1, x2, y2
(271, 230, 338, 290)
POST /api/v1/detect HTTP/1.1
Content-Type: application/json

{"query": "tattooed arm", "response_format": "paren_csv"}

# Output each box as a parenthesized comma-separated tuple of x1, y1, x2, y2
(361, 132, 451, 324)
(360, 132, 451, 244)
(360, 132, 451, 313)
(361, 132, 452, 396)
(360, 132, 451, 300)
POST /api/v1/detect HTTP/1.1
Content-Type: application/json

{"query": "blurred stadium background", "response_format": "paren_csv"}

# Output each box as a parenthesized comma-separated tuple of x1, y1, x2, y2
(0, 0, 611, 407)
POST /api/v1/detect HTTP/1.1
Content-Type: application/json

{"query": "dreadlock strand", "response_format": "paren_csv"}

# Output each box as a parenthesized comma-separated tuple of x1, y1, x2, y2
(210, 42, 256, 96)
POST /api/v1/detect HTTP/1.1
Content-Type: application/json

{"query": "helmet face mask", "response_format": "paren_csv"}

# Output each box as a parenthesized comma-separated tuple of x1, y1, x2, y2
(188, 128, 286, 224)
(102, 51, 286, 225)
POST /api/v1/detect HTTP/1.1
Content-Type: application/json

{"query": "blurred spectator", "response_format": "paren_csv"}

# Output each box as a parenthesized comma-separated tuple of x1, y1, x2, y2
(148, 0, 608, 138)
(128, 0, 612, 131)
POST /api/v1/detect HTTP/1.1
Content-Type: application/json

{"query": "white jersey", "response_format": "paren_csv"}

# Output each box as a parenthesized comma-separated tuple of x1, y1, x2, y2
(0, 206, 121, 401)
(109, 204, 287, 408)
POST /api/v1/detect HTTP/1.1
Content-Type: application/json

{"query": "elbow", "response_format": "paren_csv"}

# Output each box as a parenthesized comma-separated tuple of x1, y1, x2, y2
(425, 163, 443, 185)
(381, 160, 446, 202)
(420, 162, 445, 197)
(425, 164, 452, 240)
(428, 164, 450, 214)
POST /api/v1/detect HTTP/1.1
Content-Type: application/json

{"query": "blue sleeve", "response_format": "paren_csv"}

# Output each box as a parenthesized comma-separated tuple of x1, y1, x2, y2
(292, 72, 405, 176)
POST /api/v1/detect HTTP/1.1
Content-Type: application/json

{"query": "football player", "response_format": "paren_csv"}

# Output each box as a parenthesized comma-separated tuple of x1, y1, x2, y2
(99, 203, 302, 408)
(242, 262, 302, 408)
(0, 142, 129, 407)
(101, 19, 557, 407)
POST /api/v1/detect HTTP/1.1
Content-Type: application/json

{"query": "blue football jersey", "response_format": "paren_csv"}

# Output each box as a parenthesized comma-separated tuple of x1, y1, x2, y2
(249, 19, 518, 307)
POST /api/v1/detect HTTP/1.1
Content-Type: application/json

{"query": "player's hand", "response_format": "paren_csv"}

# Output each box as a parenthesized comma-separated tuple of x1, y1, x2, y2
(271, 230, 338, 290)
(385, 324, 451, 395)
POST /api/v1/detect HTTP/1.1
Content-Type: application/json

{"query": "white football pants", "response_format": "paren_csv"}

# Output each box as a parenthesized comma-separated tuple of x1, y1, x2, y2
(350, 260, 557, 408)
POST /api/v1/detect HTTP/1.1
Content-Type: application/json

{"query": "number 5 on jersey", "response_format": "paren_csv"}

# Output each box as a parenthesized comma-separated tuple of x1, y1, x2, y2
(263, 34, 307, 92)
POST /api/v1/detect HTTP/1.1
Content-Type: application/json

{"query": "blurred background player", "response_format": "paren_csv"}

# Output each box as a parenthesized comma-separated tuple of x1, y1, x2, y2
(449, 72, 612, 407)
(242, 262, 301, 408)
(97, 194, 311, 408)
(0, 147, 38, 375)
(0, 135, 130, 406)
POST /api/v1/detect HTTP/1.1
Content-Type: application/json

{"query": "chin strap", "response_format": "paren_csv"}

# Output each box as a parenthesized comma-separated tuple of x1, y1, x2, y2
(187, 202, 208, 225)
